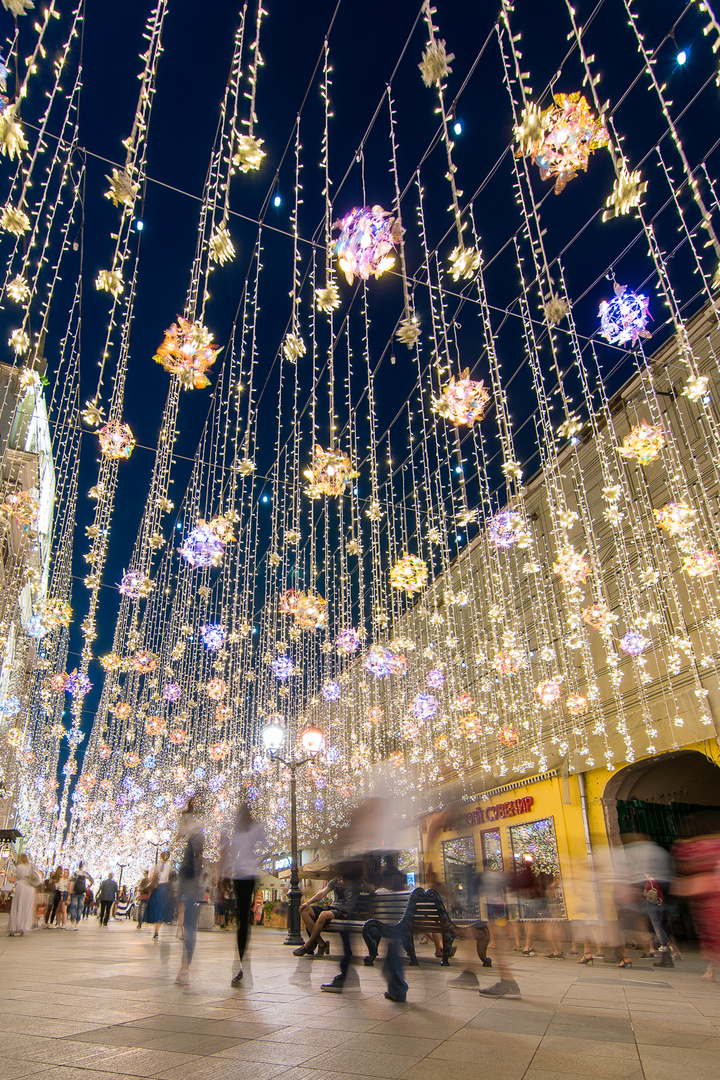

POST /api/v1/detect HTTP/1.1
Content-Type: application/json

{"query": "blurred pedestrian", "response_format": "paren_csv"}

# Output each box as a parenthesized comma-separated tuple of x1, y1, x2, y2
(56, 867, 70, 928)
(672, 812, 720, 982)
(7, 853, 39, 936)
(83, 885, 94, 918)
(136, 870, 152, 929)
(175, 796, 205, 987)
(221, 801, 266, 986)
(146, 851, 173, 940)
(44, 866, 62, 926)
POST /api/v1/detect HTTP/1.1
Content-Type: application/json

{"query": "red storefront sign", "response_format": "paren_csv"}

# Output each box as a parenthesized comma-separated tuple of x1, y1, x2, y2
(445, 795, 534, 829)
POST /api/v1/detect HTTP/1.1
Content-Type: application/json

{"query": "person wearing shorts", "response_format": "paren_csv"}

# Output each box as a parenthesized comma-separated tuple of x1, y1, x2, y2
(294, 865, 362, 956)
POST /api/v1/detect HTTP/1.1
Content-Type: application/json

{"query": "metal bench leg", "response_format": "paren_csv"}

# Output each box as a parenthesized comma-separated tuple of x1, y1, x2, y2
(441, 927, 455, 966)
(362, 920, 381, 966)
(402, 928, 419, 966)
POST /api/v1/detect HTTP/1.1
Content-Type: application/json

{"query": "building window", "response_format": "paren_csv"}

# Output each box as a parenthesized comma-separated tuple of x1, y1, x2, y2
(441, 835, 477, 916)
(509, 816, 566, 919)
(481, 829, 503, 871)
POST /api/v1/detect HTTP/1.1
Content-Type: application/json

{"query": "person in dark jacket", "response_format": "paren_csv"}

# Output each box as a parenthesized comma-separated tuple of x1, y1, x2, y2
(97, 873, 118, 926)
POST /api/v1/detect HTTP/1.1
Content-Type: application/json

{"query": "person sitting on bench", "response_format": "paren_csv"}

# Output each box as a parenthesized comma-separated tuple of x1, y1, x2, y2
(293, 861, 363, 956)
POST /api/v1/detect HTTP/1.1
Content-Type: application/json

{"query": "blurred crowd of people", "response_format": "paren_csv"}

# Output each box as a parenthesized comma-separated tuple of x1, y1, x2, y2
(2, 799, 719, 1001)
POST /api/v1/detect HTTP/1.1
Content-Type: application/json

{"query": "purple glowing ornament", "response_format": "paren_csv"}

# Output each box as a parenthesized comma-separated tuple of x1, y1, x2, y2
(315, 797, 325, 812)
(336, 627, 362, 655)
(271, 655, 295, 680)
(334, 205, 398, 285)
(201, 623, 226, 650)
(619, 630, 650, 656)
(179, 523, 224, 568)
(65, 671, 92, 698)
(487, 509, 527, 549)
(426, 668, 445, 689)
(364, 646, 393, 677)
(412, 692, 439, 719)
(321, 680, 342, 702)
(163, 682, 182, 702)
(599, 284, 651, 346)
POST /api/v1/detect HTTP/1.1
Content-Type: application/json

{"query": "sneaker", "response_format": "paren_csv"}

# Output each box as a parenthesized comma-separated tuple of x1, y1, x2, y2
(447, 970, 479, 989)
(479, 979, 521, 998)
(321, 977, 344, 994)
(384, 991, 406, 1002)
(522, 949, 536, 956)
(230, 970, 243, 986)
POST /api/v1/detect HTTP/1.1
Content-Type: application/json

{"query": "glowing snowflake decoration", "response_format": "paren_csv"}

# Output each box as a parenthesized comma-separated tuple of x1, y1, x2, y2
(232, 134, 265, 172)
(154, 316, 221, 391)
(304, 445, 358, 498)
(566, 694, 589, 716)
(544, 295, 570, 326)
(271, 655, 295, 680)
(336, 628, 362, 655)
(619, 630, 650, 657)
(390, 553, 428, 593)
(0, 203, 30, 235)
(682, 549, 718, 578)
(168, 728, 187, 745)
(683, 376, 709, 403)
(98, 420, 135, 460)
(618, 420, 665, 466)
(321, 680, 341, 702)
(65, 671, 92, 698)
(26, 615, 48, 639)
(334, 205, 398, 285)
(426, 668, 445, 689)
(419, 38, 454, 86)
(432, 369, 491, 425)
(497, 726, 518, 747)
(554, 546, 590, 585)
(454, 692, 474, 711)
(599, 285, 651, 347)
(95, 269, 124, 298)
(36, 597, 72, 629)
(653, 501, 697, 537)
(1, 489, 38, 525)
(493, 649, 525, 675)
(536, 678, 562, 705)
(294, 591, 327, 631)
(368, 706, 384, 724)
(6, 275, 29, 303)
(8, 328, 29, 354)
(179, 523, 225, 568)
(448, 245, 482, 282)
(487, 509, 529, 549)
(520, 92, 609, 194)
(100, 652, 122, 672)
(208, 224, 235, 265)
(582, 602, 616, 634)
(315, 283, 340, 313)
(118, 570, 153, 599)
(412, 692, 439, 719)
(131, 650, 158, 674)
(396, 312, 421, 346)
(201, 623, 226, 650)
(364, 646, 393, 677)
(163, 682, 182, 702)
(0, 697, 21, 717)
(204, 677, 228, 700)
(0, 105, 26, 160)
(603, 165, 647, 221)
(282, 331, 306, 364)
(514, 103, 550, 156)
(104, 168, 139, 208)
(49, 673, 68, 693)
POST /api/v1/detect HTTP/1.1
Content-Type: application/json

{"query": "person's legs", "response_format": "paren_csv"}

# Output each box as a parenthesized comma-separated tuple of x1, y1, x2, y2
(233, 878, 255, 963)
(382, 938, 408, 1002)
(100, 900, 111, 925)
(69, 894, 81, 924)
(646, 903, 669, 947)
(178, 895, 199, 981)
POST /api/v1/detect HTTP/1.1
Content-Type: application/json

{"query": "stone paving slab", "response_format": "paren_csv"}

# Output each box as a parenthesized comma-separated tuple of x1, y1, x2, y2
(1, 915, 720, 1080)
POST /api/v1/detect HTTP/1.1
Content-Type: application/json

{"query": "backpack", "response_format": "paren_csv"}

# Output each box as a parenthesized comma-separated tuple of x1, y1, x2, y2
(73, 875, 86, 894)
(645, 881, 662, 905)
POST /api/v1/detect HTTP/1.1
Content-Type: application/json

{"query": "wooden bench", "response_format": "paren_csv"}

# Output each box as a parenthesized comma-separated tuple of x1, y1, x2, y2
(318, 887, 491, 968)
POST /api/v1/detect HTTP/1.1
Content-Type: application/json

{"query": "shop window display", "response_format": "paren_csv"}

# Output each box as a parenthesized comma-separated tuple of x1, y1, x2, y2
(442, 835, 477, 916)
(481, 829, 503, 871)
(509, 816, 566, 919)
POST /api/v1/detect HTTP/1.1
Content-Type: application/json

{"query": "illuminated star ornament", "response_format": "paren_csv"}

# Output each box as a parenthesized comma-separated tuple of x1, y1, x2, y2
(566, 694, 589, 716)
(682, 549, 718, 578)
(553, 546, 590, 586)
(493, 649, 525, 675)
(304, 446, 358, 498)
(603, 165, 647, 220)
(131, 650, 159, 674)
(163, 682, 182, 702)
(232, 134, 265, 173)
(1, 489, 38, 525)
(432, 370, 491, 425)
(336, 628, 363, 655)
(654, 501, 697, 537)
(0, 203, 30, 235)
(582, 601, 616, 634)
(599, 284, 651, 346)
(619, 630, 650, 656)
(293, 591, 328, 631)
(536, 678, 562, 705)
(518, 92, 609, 194)
(98, 420, 135, 460)
(0, 103, 27, 160)
(154, 316, 221, 390)
(618, 420, 665, 466)
(104, 168, 139, 208)
(208, 223, 235, 265)
(334, 206, 399, 285)
(65, 670, 92, 698)
(95, 269, 124, 298)
(390, 553, 428, 593)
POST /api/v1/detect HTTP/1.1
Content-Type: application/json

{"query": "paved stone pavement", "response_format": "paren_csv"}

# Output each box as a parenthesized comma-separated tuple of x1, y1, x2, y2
(0, 915, 718, 1080)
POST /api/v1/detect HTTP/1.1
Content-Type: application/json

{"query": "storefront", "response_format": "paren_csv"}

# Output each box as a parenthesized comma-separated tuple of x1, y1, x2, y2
(421, 771, 594, 922)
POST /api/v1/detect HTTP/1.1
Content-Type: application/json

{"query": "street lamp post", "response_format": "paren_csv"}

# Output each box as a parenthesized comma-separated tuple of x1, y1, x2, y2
(262, 722, 324, 947)
(117, 862, 128, 888)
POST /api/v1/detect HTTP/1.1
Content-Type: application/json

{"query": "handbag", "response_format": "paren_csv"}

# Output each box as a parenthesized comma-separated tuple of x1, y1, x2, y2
(29, 867, 43, 887)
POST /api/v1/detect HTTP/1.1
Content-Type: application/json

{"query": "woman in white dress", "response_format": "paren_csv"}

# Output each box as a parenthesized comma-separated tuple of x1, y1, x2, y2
(8, 854, 37, 936)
